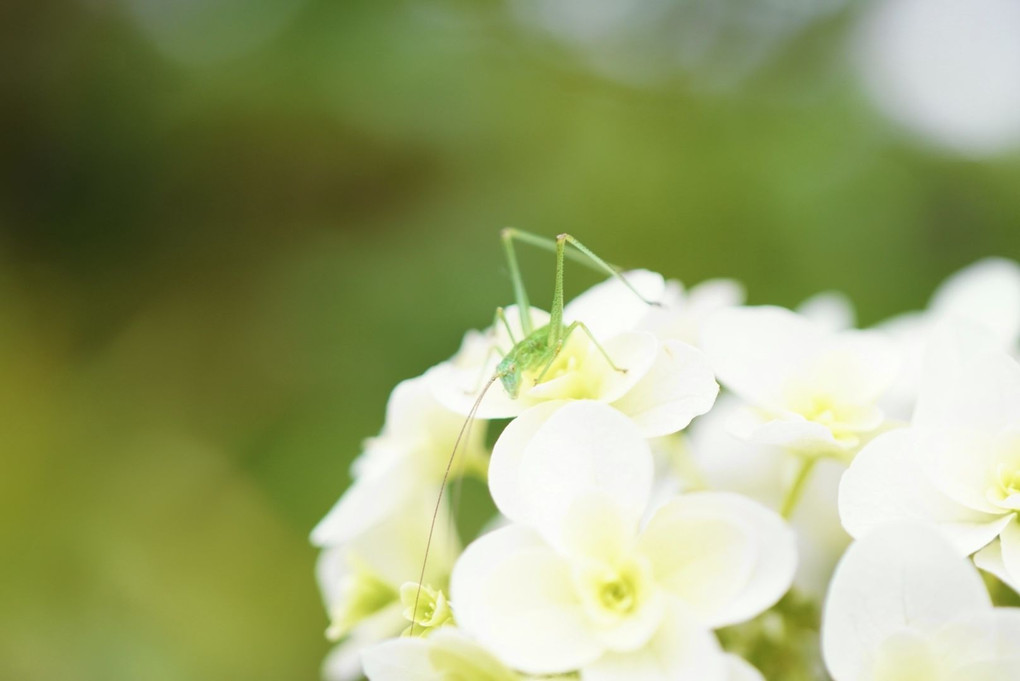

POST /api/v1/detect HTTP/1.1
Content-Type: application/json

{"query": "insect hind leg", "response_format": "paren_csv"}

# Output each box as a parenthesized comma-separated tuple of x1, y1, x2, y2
(567, 320, 628, 373)
(501, 228, 663, 309)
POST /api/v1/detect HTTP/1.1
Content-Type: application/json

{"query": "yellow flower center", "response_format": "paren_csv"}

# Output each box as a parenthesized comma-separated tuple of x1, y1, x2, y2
(577, 558, 649, 623)
(598, 575, 637, 614)
(989, 436, 1020, 508)
(400, 582, 453, 637)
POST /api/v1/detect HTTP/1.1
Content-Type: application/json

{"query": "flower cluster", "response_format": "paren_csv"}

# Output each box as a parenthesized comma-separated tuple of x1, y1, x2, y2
(313, 256, 1020, 680)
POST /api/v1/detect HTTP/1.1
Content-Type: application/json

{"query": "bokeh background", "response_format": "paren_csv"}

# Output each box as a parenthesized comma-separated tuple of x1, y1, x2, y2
(2, 1, 1019, 679)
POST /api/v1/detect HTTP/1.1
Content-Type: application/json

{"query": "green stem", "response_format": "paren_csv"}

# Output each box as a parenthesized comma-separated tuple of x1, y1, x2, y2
(781, 457, 819, 519)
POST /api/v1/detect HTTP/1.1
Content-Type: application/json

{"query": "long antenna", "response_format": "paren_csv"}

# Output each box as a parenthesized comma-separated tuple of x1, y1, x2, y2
(410, 374, 499, 636)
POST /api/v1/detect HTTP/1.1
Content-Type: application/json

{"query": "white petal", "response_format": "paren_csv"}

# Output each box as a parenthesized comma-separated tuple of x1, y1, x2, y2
(931, 608, 1020, 665)
(807, 331, 899, 407)
(685, 279, 746, 317)
(686, 393, 786, 508)
(744, 417, 841, 453)
(488, 401, 563, 525)
(525, 331, 658, 405)
(582, 600, 727, 681)
(876, 311, 930, 421)
(930, 257, 1020, 350)
(361, 637, 438, 681)
(923, 428, 1011, 516)
(610, 340, 719, 438)
(638, 493, 796, 627)
(999, 517, 1020, 591)
(565, 269, 667, 340)
(451, 524, 544, 637)
(366, 494, 460, 588)
(798, 291, 857, 333)
(788, 457, 853, 598)
(325, 616, 406, 681)
(724, 654, 766, 681)
(382, 377, 464, 444)
(559, 492, 636, 565)
(974, 539, 1017, 591)
(821, 523, 992, 681)
(915, 320, 1020, 433)
(954, 658, 1020, 680)
(423, 628, 521, 681)
(513, 401, 654, 547)
(310, 464, 417, 546)
(838, 429, 1008, 554)
(702, 306, 823, 407)
(636, 278, 745, 347)
(315, 546, 352, 613)
(450, 525, 602, 674)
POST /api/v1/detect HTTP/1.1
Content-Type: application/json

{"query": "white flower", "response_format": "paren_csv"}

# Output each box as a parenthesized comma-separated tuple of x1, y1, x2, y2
(565, 269, 745, 347)
(314, 489, 459, 627)
(878, 257, 1020, 419)
(361, 627, 520, 681)
(426, 295, 719, 438)
(361, 623, 765, 681)
(702, 306, 899, 457)
(687, 393, 852, 598)
(314, 491, 461, 680)
(451, 401, 797, 679)
(839, 321, 1020, 589)
(323, 616, 406, 681)
(822, 523, 1020, 681)
(311, 375, 485, 547)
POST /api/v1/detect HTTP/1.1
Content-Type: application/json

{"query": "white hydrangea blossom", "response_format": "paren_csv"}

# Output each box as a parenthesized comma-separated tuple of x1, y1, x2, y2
(839, 321, 1020, 589)
(450, 401, 796, 679)
(426, 271, 721, 438)
(686, 393, 851, 598)
(822, 523, 1020, 681)
(313, 491, 461, 681)
(309, 251, 1020, 681)
(362, 627, 522, 681)
(309, 377, 477, 680)
(311, 375, 485, 547)
(878, 257, 1020, 419)
(563, 269, 746, 346)
(701, 305, 899, 457)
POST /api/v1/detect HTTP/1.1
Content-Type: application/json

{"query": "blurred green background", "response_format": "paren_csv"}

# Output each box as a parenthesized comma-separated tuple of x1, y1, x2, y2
(2, 1, 1019, 679)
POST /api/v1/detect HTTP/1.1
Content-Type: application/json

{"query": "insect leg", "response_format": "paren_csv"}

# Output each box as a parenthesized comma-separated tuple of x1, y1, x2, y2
(467, 344, 506, 396)
(559, 233, 661, 307)
(495, 306, 518, 346)
(566, 320, 627, 373)
(531, 235, 572, 384)
(501, 228, 662, 308)
(500, 228, 533, 336)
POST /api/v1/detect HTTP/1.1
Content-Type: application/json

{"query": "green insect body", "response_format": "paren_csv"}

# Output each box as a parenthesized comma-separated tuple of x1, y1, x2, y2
(495, 327, 551, 400)
(491, 229, 641, 400)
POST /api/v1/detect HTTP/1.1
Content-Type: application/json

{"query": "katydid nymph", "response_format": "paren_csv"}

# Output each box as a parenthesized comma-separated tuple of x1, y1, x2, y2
(409, 229, 660, 635)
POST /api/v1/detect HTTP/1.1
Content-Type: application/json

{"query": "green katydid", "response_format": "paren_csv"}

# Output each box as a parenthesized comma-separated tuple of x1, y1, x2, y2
(408, 229, 660, 635)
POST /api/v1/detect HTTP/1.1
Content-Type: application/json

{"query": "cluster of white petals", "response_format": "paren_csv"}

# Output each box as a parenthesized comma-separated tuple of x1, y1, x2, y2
(454, 401, 794, 679)
(823, 523, 1020, 680)
(702, 306, 899, 457)
(840, 321, 1020, 590)
(311, 249, 1020, 681)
